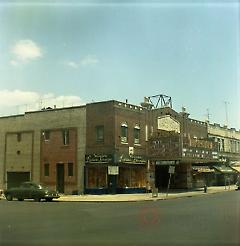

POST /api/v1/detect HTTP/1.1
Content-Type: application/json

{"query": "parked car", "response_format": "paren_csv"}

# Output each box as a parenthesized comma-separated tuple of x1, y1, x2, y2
(4, 182, 60, 202)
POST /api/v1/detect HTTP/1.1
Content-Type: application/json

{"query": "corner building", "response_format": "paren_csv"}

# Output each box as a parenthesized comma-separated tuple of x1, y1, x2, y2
(85, 101, 147, 194)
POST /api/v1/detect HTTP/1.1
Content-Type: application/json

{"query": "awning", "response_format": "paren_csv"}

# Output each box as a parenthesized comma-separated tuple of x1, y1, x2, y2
(231, 166, 240, 173)
(192, 166, 215, 173)
(213, 165, 237, 174)
(230, 161, 240, 173)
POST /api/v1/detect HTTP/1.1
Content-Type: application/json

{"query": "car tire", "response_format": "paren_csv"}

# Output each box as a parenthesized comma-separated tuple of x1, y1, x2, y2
(46, 198, 53, 202)
(6, 194, 13, 201)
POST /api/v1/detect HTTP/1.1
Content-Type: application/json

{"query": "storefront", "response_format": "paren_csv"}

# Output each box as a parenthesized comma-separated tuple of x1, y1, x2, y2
(212, 164, 237, 186)
(192, 165, 216, 188)
(84, 154, 147, 194)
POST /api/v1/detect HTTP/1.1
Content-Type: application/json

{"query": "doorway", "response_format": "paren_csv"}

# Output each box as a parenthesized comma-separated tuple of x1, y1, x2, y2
(155, 165, 170, 189)
(108, 175, 117, 194)
(56, 163, 65, 193)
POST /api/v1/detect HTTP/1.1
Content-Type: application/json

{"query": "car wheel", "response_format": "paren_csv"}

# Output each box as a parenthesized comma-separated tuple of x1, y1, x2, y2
(6, 194, 13, 201)
(34, 197, 41, 202)
(46, 198, 53, 202)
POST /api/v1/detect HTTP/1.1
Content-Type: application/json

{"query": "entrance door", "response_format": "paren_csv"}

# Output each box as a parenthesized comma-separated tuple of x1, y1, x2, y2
(108, 175, 117, 194)
(155, 165, 170, 189)
(56, 164, 65, 193)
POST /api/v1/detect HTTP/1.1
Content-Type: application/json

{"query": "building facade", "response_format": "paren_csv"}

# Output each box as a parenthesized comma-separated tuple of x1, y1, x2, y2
(0, 98, 239, 194)
(85, 101, 147, 194)
(0, 106, 86, 194)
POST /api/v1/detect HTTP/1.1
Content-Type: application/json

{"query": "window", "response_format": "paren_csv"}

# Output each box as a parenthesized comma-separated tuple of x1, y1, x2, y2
(44, 163, 49, 176)
(86, 166, 107, 188)
(121, 123, 128, 143)
(62, 129, 69, 145)
(17, 133, 21, 142)
(68, 162, 73, 176)
(134, 125, 140, 144)
(43, 130, 50, 141)
(96, 125, 104, 142)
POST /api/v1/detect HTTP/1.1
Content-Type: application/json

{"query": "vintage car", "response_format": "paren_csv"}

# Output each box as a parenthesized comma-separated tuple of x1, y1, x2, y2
(4, 182, 60, 202)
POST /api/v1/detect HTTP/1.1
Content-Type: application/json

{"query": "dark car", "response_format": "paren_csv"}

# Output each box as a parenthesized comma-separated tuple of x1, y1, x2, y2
(4, 182, 60, 202)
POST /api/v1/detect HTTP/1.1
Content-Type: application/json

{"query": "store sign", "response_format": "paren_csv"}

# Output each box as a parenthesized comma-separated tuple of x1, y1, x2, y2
(155, 160, 177, 165)
(118, 154, 147, 164)
(85, 154, 113, 164)
(108, 166, 119, 175)
(157, 115, 180, 133)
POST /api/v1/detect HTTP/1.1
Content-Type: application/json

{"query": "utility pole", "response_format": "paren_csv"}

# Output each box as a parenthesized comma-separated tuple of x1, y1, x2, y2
(206, 108, 210, 122)
(224, 101, 229, 127)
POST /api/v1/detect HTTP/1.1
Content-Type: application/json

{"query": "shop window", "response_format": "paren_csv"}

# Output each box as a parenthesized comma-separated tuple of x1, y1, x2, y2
(62, 129, 69, 145)
(118, 167, 146, 188)
(87, 166, 107, 188)
(43, 130, 50, 141)
(44, 163, 49, 176)
(134, 125, 140, 144)
(17, 133, 21, 142)
(96, 125, 104, 142)
(68, 162, 73, 176)
(121, 123, 128, 143)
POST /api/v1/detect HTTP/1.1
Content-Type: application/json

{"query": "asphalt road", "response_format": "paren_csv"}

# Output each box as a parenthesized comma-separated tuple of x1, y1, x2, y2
(0, 191, 239, 246)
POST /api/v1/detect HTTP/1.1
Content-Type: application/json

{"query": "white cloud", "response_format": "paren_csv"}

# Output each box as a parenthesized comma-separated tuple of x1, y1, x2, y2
(81, 55, 99, 66)
(11, 40, 42, 63)
(64, 55, 99, 69)
(0, 90, 83, 116)
(64, 61, 79, 68)
(10, 60, 19, 66)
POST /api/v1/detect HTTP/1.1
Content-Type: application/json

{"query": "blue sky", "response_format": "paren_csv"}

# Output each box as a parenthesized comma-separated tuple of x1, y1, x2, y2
(0, 0, 239, 129)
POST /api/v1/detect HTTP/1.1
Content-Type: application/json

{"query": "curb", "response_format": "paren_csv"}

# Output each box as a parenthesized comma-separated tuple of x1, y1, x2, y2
(56, 189, 236, 203)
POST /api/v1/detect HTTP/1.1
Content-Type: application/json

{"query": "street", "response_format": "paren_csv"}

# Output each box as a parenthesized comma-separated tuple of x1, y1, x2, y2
(0, 191, 240, 246)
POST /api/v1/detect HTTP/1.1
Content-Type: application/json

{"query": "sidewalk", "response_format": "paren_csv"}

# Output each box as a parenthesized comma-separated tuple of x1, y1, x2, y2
(58, 185, 237, 202)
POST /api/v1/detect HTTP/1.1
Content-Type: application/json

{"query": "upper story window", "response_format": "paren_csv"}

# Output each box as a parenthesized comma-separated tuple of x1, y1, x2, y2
(43, 130, 50, 141)
(62, 129, 69, 145)
(96, 125, 104, 142)
(44, 163, 49, 176)
(17, 133, 21, 142)
(134, 125, 140, 144)
(121, 123, 128, 143)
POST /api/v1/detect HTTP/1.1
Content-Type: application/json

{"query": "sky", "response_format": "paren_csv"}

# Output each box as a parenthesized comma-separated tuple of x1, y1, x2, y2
(0, 0, 239, 129)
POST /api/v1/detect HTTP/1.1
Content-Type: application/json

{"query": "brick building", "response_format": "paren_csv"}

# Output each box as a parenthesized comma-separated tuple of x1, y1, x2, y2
(0, 98, 239, 194)
(0, 106, 86, 194)
(85, 101, 147, 194)
(85, 100, 220, 193)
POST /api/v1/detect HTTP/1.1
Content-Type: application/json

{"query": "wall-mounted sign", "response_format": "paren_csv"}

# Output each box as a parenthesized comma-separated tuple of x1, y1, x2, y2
(118, 154, 147, 164)
(108, 166, 119, 175)
(85, 154, 113, 164)
(155, 160, 178, 165)
(157, 115, 180, 133)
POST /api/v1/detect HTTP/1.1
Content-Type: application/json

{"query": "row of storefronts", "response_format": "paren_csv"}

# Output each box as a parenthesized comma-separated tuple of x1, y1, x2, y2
(0, 98, 239, 194)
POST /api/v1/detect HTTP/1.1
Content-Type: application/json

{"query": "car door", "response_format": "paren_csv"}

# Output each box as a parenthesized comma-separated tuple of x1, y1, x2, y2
(20, 183, 31, 199)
